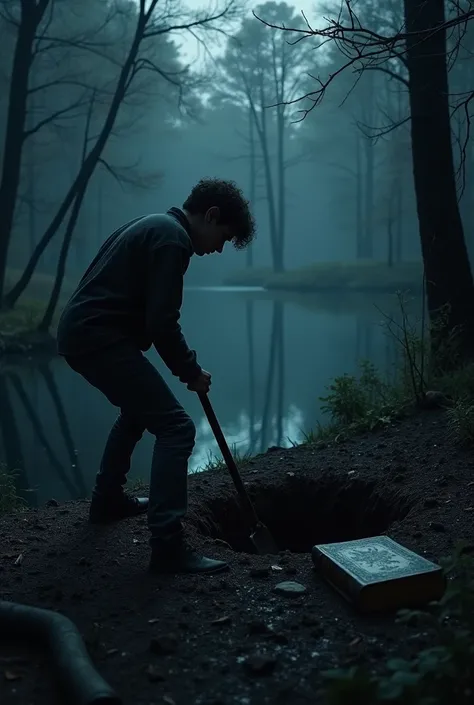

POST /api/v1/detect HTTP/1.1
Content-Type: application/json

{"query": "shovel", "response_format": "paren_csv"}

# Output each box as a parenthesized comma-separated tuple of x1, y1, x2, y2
(198, 392, 279, 555)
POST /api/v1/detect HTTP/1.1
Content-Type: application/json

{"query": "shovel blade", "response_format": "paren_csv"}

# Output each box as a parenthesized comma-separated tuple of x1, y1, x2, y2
(250, 523, 279, 555)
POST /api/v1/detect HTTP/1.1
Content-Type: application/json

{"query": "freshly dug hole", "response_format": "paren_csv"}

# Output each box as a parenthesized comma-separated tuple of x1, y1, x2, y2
(196, 475, 413, 553)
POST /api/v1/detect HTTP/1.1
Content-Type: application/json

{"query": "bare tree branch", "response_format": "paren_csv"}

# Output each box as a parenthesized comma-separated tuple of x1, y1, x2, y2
(3, 0, 237, 306)
(356, 114, 411, 141)
(450, 88, 474, 197)
(22, 92, 90, 140)
(356, 64, 410, 88)
(144, 3, 236, 39)
(253, 0, 474, 119)
(97, 156, 162, 191)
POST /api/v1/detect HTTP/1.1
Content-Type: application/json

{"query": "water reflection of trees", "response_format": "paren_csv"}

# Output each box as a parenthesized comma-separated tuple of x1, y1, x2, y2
(0, 359, 87, 503)
(259, 300, 285, 451)
(0, 373, 31, 505)
(187, 294, 415, 472)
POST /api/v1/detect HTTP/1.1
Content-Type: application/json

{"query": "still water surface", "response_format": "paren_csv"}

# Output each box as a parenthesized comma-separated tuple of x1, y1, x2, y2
(0, 287, 415, 507)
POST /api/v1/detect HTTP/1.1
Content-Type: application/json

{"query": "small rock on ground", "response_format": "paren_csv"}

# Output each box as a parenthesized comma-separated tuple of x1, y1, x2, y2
(273, 581, 307, 596)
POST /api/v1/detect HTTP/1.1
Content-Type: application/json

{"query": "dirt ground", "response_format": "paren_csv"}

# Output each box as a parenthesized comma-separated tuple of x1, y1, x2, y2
(1, 407, 473, 705)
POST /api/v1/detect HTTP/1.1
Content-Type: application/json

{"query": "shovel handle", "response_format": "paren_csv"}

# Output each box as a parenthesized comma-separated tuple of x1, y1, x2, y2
(198, 392, 260, 527)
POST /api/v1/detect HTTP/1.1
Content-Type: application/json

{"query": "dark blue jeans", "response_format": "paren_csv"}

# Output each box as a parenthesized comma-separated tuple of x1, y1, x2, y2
(64, 341, 196, 547)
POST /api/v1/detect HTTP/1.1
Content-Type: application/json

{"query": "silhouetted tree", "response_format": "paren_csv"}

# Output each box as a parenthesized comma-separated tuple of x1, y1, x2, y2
(0, 0, 236, 308)
(260, 0, 474, 359)
(219, 2, 311, 272)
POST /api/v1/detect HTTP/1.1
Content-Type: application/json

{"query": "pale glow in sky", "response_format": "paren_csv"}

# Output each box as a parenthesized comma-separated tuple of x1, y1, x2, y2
(174, 1, 321, 64)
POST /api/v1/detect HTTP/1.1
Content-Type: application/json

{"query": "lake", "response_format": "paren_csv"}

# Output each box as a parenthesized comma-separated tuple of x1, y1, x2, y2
(0, 287, 419, 507)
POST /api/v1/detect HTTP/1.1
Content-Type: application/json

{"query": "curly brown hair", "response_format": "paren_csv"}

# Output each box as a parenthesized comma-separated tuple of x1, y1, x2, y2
(183, 178, 255, 249)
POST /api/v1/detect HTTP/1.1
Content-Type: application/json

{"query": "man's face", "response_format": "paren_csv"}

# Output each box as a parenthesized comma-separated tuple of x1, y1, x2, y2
(193, 207, 232, 256)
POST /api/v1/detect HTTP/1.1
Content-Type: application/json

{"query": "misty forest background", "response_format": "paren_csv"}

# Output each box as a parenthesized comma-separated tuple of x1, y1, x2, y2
(1, 0, 474, 345)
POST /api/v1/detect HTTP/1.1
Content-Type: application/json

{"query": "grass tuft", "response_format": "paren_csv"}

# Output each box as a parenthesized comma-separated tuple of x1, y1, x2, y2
(0, 464, 27, 515)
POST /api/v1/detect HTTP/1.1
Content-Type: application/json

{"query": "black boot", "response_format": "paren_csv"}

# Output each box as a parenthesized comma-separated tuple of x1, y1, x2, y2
(149, 537, 229, 575)
(89, 492, 148, 524)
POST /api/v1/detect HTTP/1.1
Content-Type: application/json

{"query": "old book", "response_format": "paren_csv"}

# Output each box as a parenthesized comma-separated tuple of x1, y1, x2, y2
(312, 535, 447, 613)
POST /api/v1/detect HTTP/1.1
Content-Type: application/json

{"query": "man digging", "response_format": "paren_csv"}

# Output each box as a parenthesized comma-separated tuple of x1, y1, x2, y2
(56, 178, 255, 575)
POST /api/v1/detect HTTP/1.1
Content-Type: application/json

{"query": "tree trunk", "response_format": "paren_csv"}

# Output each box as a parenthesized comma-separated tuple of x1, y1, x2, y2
(0, 4, 46, 303)
(260, 304, 278, 452)
(27, 159, 36, 256)
(249, 68, 280, 272)
(275, 301, 284, 446)
(356, 132, 364, 258)
(363, 134, 374, 258)
(359, 70, 375, 259)
(38, 362, 87, 496)
(0, 375, 30, 506)
(245, 300, 256, 452)
(404, 0, 474, 358)
(395, 178, 403, 262)
(4, 20, 144, 309)
(387, 214, 394, 267)
(247, 108, 255, 268)
(8, 372, 82, 498)
(26, 81, 37, 256)
(276, 105, 285, 272)
(96, 179, 104, 250)
(38, 184, 88, 332)
(251, 96, 280, 271)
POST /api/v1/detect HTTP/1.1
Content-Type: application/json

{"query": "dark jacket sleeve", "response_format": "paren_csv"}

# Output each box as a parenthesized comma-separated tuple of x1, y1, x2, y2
(146, 243, 202, 384)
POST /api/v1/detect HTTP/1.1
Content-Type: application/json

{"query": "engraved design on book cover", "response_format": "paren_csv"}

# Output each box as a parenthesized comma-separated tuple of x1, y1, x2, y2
(317, 537, 440, 585)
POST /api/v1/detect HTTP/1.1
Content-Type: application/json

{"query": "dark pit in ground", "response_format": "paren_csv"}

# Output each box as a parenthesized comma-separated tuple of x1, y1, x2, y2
(198, 475, 413, 553)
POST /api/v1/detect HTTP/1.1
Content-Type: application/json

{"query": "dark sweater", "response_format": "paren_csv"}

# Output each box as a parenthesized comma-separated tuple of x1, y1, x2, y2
(56, 207, 201, 384)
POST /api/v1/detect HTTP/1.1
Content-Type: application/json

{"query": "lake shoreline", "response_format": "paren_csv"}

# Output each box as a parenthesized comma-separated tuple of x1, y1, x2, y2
(223, 261, 424, 293)
(1, 406, 471, 705)
(0, 329, 56, 357)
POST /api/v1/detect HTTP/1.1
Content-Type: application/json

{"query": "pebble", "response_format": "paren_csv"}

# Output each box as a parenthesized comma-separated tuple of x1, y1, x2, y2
(273, 581, 307, 596)
(211, 615, 232, 626)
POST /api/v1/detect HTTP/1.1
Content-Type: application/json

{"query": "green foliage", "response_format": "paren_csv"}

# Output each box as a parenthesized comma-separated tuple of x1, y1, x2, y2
(375, 291, 428, 403)
(446, 399, 474, 445)
(309, 293, 474, 443)
(300, 421, 341, 444)
(322, 545, 474, 705)
(0, 464, 26, 515)
(319, 359, 405, 433)
(0, 300, 45, 334)
(128, 476, 148, 492)
(195, 444, 253, 473)
(0, 269, 76, 336)
(436, 361, 474, 401)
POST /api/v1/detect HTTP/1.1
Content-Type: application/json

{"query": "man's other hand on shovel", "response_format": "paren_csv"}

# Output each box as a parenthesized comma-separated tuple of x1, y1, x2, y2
(187, 370, 212, 393)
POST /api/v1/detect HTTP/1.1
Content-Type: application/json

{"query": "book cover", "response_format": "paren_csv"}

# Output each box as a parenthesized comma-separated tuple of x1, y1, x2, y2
(312, 535, 446, 613)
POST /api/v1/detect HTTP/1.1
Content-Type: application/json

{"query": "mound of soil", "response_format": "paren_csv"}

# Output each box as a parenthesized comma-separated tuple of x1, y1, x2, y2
(1, 408, 473, 705)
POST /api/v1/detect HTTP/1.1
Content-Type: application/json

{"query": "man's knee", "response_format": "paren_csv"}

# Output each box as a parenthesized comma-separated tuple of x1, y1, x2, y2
(116, 412, 145, 441)
(179, 415, 196, 449)
(149, 412, 196, 450)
